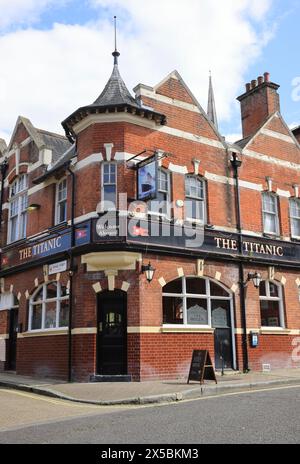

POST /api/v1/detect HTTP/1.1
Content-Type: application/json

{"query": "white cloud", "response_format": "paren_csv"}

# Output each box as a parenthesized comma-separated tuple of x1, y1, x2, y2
(0, 0, 65, 30)
(0, 0, 274, 144)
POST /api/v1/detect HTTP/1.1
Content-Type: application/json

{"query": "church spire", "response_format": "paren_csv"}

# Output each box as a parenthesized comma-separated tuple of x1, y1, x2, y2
(207, 71, 218, 129)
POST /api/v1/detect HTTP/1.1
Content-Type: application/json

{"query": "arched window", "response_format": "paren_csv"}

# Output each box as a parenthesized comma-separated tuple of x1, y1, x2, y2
(8, 174, 28, 243)
(262, 192, 279, 235)
(163, 277, 232, 326)
(290, 197, 300, 239)
(185, 175, 206, 223)
(259, 280, 285, 328)
(28, 281, 69, 331)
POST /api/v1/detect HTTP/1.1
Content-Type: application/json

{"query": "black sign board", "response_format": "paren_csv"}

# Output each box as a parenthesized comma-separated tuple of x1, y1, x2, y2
(187, 350, 217, 385)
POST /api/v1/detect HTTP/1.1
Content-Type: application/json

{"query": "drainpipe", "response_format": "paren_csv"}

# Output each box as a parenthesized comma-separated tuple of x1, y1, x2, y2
(66, 155, 76, 383)
(0, 158, 8, 235)
(230, 152, 249, 373)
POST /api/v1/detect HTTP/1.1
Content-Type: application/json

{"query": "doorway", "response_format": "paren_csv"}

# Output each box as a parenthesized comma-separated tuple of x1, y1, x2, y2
(97, 290, 127, 375)
(212, 300, 233, 370)
(7, 308, 18, 370)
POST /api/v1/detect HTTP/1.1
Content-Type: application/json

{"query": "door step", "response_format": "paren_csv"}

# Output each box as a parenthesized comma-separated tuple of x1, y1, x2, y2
(90, 374, 132, 382)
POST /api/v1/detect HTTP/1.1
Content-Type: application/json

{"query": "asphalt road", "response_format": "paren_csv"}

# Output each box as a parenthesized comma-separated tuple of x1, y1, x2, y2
(0, 385, 299, 444)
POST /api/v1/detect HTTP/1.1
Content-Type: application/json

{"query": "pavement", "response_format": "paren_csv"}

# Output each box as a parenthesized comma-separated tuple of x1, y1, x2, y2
(0, 368, 300, 406)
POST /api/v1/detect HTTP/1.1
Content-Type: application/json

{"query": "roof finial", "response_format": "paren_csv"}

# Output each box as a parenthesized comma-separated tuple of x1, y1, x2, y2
(112, 15, 120, 65)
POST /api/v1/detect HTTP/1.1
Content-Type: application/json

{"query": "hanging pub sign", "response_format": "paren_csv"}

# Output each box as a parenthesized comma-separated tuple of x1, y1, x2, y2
(187, 350, 217, 385)
(136, 154, 158, 201)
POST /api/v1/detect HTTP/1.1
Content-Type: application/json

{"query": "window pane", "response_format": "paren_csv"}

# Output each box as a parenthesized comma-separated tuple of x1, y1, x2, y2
(59, 300, 69, 327)
(260, 300, 281, 327)
(10, 217, 18, 242)
(45, 301, 57, 329)
(269, 282, 279, 297)
(259, 281, 266, 296)
(58, 200, 67, 223)
(187, 298, 208, 324)
(34, 287, 43, 302)
(210, 281, 229, 297)
(103, 185, 116, 204)
(61, 285, 69, 298)
(32, 304, 42, 330)
(292, 218, 300, 237)
(185, 199, 204, 221)
(163, 278, 182, 294)
(211, 300, 231, 328)
(163, 297, 183, 324)
(186, 278, 206, 295)
(46, 282, 57, 299)
(264, 212, 277, 234)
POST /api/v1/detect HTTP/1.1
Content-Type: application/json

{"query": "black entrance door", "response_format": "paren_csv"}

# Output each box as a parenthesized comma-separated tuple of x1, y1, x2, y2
(211, 300, 233, 370)
(97, 291, 127, 375)
(7, 308, 18, 371)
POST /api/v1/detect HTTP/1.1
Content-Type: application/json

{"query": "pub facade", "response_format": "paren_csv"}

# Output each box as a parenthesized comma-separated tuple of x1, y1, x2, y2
(0, 50, 299, 381)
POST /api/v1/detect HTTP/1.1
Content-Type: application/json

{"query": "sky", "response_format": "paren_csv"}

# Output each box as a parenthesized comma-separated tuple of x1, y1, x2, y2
(0, 0, 299, 145)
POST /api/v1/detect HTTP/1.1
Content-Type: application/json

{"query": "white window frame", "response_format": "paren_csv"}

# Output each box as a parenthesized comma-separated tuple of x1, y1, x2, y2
(162, 276, 232, 329)
(55, 178, 67, 225)
(101, 161, 117, 211)
(28, 282, 69, 332)
(185, 175, 206, 224)
(148, 168, 171, 218)
(8, 174, 28, 243)
(290, 197, 300, 239)
(0, 293, 18, 311)
(259, 280, 285, 329)
(262, 192, 280, 235)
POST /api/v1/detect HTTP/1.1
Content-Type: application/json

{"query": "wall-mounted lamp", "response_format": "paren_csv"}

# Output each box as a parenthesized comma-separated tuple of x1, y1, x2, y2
(244, 272, 262, 289)
(27, 203, 41, 212)
(141, 262, 155, 283)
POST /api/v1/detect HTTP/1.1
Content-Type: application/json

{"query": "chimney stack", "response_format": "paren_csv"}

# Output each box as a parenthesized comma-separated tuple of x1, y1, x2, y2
(237, 72, 280, 139)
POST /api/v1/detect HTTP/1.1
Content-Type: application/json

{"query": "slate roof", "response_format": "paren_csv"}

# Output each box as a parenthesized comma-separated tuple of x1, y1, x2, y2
(33, 143, 76, 184)
(36, 129, 72, 163)
(234, 135, 252, 148)
(92, 64, 140, 109)
(62, 52, 166, 138)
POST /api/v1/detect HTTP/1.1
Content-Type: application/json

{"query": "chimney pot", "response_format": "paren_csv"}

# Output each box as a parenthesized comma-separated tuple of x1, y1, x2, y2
(264, 72, 270, 82)
(251, 79, 257, 89)
(257, 76, 263, 85)
(245, 83, 251, 92)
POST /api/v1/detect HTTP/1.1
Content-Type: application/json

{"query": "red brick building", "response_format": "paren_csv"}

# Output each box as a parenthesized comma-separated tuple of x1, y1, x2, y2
(0, 50, 299, 382)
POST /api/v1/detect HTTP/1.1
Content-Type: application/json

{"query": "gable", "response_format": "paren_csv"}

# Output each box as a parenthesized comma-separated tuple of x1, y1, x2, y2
(264, 115, 291, 137)
(156, 76, 195, 105)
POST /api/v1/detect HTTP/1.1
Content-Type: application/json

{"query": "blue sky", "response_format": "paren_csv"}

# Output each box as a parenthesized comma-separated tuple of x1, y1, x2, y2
(0, 0, 299, 143)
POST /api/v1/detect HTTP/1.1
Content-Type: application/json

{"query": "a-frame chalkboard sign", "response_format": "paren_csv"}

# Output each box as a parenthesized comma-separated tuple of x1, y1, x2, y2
(187, 350, 217, 384)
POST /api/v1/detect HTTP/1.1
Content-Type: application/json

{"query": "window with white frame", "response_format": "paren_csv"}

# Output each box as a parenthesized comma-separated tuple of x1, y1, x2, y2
(185, 175, 206, 223)
(55, 178, 67, 224)
(262, 192, 279, 235)
(0, 293, 18, 311)
(290, 198, 300, 238)
(149, 168, 170, 216)
(28, 282, 69, 331)
(163, 277, 232, 327)
(102, 162, 117, 210)
(8, 174, 28, 243)
(259, 280, 285, 328)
